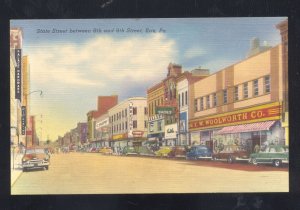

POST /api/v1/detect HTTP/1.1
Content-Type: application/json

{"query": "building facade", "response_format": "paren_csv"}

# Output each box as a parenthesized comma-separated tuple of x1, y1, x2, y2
(108, 97, 148, 150)
(94, 113, 110, 147)
(189, 43, 286, 153)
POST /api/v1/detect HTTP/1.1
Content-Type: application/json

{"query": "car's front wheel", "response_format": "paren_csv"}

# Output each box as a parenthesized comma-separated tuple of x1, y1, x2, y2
(227, 156, 234, 164)
(273, 159, 282, 167)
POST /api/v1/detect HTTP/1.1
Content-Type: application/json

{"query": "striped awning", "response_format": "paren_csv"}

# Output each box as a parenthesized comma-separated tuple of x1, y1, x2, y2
(216, 121, 276, 135)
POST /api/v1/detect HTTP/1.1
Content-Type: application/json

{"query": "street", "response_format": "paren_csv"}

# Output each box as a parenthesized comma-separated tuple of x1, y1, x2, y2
(11, 152, 288, 194)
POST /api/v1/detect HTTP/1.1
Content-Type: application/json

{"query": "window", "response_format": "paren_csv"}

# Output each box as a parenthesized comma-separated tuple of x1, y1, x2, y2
(253, 79, 259, 96)
(133, 107, 137, 115)
(234, 86, 239, 101)
(125, 109, 127, 117)
(125, 121, 128, 130)
(206, 95, 210, 109)
(133, 120, 137, 128)
(122, 110, 124, 117)
(264, 75, 270, 93)
(200, 97, 204, 111)
(223, 89, 228, 104)
(213, 93, 217, 107)
(144, 107, 148, 115)
(182, 92, 184, 107)
(158, 121, 162, 131)
(185, 91, 188, 106)
(144, 121, 147, 128)
(178, 94, 180, 108)
(243, 83, 248, 99)
(194, 99, 198, 112)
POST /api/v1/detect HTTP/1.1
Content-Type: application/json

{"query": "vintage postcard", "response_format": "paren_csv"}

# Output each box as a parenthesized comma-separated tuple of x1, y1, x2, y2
(10, 18, 288, 194)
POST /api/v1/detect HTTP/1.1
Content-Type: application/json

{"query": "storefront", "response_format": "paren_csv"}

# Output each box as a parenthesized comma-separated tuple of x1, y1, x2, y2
(147, 115, 165, 146)
(189, 102, 284, 153)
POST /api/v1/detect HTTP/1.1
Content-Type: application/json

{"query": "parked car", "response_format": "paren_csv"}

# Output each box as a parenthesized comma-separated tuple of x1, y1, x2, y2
(186, 145, 212, 160)
(98, 147, 113, 155)
(122, 146, 138, 155)
(137, 146, 155, 156)
(89, 147, 98, 153)
(22, 147, 50, 172)
(155, 146, 173, 157)
(212, 145, 249, 163)
(249, 145, 289, 167)
(168, 146, 187, 158)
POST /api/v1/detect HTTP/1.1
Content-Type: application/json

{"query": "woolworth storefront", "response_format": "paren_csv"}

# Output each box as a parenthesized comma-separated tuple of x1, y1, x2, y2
(189, 102, 284, 153)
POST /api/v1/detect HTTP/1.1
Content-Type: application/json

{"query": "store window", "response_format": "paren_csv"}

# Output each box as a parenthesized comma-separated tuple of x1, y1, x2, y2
(206, 95, 210, 109)
(200, 97, 204, 111)
(223, 89, 228, 104)
(264, 75, 271, 93)
(253, 79, 259, 96)
(234, 86, 239, 101)
(243, 82, 248, 99)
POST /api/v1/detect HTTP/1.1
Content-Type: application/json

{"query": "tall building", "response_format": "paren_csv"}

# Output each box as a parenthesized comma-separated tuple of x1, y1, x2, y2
(86, 95, 118, 142)
(108, 97, 148, 149)
(189, 42, 286, 153)
(10, 28, 24, 147)
(276, 19, 288, 145)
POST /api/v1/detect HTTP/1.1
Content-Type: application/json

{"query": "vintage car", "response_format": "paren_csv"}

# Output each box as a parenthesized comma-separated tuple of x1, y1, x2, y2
(154, 146, 173, 157)
(137, 146, 155, 156)
(186, 145, 212, 160)
(98, 147, 113, 155)
(212, 145, 249, 163)
(249, 145, 289, 167)
(22, 147, 50, 172)
(168, 146, 187, 158)
(122, 146, 138, 155)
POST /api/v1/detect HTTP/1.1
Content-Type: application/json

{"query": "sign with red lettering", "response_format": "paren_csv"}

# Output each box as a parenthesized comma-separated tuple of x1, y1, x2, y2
(189, 102, 281, 130)
(132, 130, 144, 137)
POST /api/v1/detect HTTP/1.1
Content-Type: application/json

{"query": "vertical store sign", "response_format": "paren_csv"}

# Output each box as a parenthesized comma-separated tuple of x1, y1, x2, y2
(21, 106, 26, 135)
(15, 49, 22, 101)
(128, 102, 133, 137)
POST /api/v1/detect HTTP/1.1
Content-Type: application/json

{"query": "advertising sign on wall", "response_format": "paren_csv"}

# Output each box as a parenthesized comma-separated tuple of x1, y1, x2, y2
(15, 49, 22, 100)
(179, 112, 187, 132)
(164, 123, 177, 139)
(155, 106, 175, 115)
(21, 106, 26, 135)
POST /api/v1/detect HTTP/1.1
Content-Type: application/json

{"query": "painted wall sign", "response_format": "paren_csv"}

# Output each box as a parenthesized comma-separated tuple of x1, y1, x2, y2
(189, 102, 281, 131)
(164, 123, 177, 139)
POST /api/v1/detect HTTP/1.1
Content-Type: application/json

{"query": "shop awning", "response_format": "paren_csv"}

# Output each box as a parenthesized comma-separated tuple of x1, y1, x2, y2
(216, 121, 276, 135)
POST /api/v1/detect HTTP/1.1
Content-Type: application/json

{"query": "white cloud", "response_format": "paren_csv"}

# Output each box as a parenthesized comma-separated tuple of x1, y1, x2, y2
(183, 46, 206, 59)
(27, 33, 176, 89)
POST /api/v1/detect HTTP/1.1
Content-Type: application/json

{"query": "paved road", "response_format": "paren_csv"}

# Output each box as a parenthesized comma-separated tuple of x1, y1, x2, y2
(11, 152, 288, 194)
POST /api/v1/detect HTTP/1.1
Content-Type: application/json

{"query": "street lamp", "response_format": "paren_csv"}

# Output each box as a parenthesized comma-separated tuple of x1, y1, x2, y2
(24, 90, 43, 147)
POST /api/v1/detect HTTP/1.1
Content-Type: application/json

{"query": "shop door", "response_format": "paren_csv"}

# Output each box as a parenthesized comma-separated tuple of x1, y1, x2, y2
(251, 132, 261, 152)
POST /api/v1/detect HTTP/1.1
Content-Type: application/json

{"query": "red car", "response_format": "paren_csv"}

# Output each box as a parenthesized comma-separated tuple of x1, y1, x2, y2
(168, 146, 187, 158)
(212, 145, 249, 163)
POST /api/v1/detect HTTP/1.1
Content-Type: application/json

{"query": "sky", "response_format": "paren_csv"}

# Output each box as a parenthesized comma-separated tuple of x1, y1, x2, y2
(10, 17, 286, 141)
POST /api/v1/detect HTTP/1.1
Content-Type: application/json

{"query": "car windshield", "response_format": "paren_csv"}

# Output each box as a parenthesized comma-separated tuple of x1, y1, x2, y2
(26, 148, 45, 154)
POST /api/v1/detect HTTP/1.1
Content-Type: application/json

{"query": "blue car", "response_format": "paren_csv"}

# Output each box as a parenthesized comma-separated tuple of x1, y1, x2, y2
(186, 145, 212, 160)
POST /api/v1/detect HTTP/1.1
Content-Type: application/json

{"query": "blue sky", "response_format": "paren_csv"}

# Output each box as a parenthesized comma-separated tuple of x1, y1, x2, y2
(11, 17, 286, 141)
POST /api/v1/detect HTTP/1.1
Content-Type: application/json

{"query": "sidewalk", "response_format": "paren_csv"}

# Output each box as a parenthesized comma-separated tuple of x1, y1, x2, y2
(11, 151, 23, 187)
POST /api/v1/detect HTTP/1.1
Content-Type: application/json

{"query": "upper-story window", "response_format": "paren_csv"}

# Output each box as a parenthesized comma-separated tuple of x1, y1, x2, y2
(185, 91, 188, 106)
(234, 86, 239, 101)
(253, 79, 259, 96)
(182, 92, 184, 107)
(243, 82, 248, 99)
(206, 95, 210, 109)
(133, 107, 137, 115)
(213, 93, 217, 107)
(200, 97, 204, 111)
(223, 89, 228, 104)
(133, 120, 137, 128)
(144, 107, 148, 115)
(194, 99, 198, 112)
(264, 75, 271, 93)
(178, 94, 181, 108)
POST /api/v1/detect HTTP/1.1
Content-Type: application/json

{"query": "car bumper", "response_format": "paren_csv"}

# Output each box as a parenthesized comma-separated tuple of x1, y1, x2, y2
(22, 161, 49, 168)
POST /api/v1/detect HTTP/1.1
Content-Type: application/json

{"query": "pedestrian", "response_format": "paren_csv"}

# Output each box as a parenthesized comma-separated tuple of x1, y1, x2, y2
(254, 144, 260, 153)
